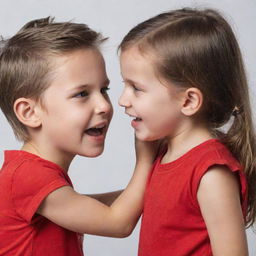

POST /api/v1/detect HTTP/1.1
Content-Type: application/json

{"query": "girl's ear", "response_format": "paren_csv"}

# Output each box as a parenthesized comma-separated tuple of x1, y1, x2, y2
(181, 87, 203, 116)
(13, 98, 42, 128)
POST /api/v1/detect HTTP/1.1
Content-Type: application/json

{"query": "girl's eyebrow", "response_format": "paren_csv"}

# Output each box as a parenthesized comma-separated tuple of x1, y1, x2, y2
(123, 78, 144, 87)
(123, 78, 134, 84)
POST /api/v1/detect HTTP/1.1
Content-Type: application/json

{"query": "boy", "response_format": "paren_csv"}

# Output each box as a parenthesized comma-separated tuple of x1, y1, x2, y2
(0, 17, 156, 256)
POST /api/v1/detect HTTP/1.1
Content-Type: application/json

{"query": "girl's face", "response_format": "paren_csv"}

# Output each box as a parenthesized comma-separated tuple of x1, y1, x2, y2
(119, 46, 185, 141)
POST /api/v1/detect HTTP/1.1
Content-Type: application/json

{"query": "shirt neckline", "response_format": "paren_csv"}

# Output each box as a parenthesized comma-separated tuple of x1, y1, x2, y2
(156, 138, 220, 171)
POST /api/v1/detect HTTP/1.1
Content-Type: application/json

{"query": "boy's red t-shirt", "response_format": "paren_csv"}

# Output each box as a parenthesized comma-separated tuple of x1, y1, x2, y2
(0, 150, 83, 256)
(138, 139, 247, 256)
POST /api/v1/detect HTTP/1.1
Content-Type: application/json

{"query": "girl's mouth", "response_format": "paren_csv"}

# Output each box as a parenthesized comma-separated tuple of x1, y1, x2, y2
(127, 112, 142, 122)
(134, 117, 142, 122)
(126, 112, 142, 128)
(131, 117, 142, 130)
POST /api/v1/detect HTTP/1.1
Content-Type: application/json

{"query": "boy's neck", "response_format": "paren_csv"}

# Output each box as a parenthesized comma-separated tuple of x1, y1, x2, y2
(161, 124, 214, 164)
(21, 141, 73, 172)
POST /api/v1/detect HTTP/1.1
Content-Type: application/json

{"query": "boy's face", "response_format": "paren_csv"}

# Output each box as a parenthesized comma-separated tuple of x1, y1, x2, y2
(38, 48, 113, 159)
(119, 46, 185, 141)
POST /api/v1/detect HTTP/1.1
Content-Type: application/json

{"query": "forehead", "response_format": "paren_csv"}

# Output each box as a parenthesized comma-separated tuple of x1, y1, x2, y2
(46, 48, 107, 90)
(52, 48, 105, 75)
(120, 46, 156, 77)
(120, 46, 184, 96)
(120, 46, 151, 64)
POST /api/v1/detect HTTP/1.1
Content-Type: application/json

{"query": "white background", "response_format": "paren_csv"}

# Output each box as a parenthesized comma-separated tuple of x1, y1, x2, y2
(0, 0, 255, 255)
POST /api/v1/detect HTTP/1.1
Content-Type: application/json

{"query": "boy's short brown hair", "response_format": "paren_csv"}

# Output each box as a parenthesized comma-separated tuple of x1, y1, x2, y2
(0, 17, 105, 141)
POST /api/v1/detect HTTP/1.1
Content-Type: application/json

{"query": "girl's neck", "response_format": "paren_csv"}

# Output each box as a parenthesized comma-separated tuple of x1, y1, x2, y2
(161, 125, 214, 164)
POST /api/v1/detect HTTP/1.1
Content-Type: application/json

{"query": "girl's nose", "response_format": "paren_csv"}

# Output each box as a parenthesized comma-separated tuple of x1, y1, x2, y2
(118, 90, 131, 108)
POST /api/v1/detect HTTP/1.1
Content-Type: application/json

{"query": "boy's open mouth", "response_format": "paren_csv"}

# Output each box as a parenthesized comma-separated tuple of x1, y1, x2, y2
(85, 124, 106, 136)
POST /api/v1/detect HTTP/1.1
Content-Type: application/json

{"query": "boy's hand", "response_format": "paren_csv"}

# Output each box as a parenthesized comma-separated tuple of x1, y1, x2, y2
(37, 136, 165, 237)
(135, 137, 166, 164)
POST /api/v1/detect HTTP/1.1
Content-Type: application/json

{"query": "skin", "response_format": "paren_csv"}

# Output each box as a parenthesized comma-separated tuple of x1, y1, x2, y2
(14, 48, 159, 237)
(119, 46, 248, 255)
(198, 166, 248, 256)
(18, 48, 113, 170)
(88, 190, 123, 206)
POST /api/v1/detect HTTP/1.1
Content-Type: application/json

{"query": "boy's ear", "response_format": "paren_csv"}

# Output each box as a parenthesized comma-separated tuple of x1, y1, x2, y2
(181, 87, 203, 116)
(13, 98, 42, 128)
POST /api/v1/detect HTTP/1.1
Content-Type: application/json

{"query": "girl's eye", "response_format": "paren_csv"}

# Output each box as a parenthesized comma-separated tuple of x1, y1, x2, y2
(132, 85, 141, 92)
(101, 87, 110, 94)
(74, 90, 89, 98)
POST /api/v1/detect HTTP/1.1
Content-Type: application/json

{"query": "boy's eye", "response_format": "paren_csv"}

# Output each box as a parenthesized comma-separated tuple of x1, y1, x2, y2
(101, 87, 110, 94)
(74, 90, 89, 98)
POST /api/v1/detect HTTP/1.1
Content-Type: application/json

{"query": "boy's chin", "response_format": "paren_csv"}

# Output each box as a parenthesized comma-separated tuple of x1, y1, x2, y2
(79, 148, 104, 158)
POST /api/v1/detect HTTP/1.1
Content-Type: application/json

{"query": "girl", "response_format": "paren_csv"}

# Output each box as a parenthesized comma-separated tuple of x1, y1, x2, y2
(119, 8, 256, 256)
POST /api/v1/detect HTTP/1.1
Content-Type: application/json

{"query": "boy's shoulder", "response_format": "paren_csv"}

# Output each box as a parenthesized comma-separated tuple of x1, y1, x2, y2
(0, 150, 70, 184)
(2, 150, 60, 172)
(0, 150, 72, 224)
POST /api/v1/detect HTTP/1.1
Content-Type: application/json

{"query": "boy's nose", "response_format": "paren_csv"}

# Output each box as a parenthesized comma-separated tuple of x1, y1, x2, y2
(95, 96, 112, 115)
(118, 90, 130, 108)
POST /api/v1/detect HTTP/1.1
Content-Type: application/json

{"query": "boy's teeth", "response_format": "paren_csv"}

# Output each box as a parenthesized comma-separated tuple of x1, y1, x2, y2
(85, 126, 105, 136)
(135, 117, 142, 121)
(95, 124, 105, 129)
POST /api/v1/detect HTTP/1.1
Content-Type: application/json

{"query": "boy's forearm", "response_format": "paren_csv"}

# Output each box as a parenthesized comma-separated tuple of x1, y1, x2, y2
(109, 161, 152, 236)
(36, 161, 153, 238)
(87, 190, 123, 206)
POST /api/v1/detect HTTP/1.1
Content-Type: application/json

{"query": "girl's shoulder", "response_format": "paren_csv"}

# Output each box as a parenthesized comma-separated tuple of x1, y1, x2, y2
(155, 138, 241, 171)
(193, 139, 242, 171)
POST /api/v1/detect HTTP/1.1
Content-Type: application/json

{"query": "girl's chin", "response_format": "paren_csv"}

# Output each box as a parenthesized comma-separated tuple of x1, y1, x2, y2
(135, 133, 156, 142)
(135, 132, 165, 142)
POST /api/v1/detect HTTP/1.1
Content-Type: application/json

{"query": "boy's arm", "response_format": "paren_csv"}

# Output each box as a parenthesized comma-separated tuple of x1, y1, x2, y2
(197, 166, 248, 256)
(87, 190, 123, 206)
(37, 139, 158, 237)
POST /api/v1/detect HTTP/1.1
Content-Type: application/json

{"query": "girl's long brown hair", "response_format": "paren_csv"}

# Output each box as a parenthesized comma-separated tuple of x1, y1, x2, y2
(120, 8, 256, 227)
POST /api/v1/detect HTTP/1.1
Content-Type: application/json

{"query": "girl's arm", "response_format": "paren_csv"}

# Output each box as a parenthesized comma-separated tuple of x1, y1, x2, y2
(197, 166, 248, 256)
(37, 139, 158, 237)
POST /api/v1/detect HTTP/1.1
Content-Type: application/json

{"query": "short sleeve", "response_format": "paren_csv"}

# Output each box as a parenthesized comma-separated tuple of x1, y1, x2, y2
(11, 159, 71, 222)
(190, 157, 247, 216)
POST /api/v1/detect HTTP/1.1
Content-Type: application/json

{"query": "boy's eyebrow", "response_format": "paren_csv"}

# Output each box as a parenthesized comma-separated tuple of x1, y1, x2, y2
(70, 84, 89, 91)
(69, 79, 110, 92)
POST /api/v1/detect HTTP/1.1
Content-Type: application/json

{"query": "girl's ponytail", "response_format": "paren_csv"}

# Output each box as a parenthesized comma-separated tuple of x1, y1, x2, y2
(223, 99, 256, 227)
